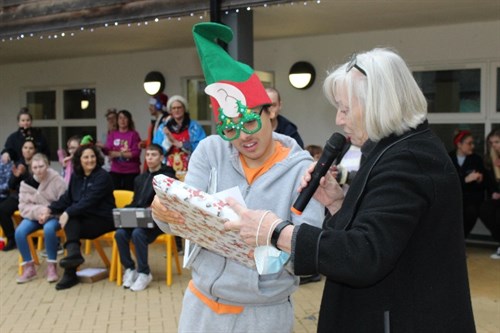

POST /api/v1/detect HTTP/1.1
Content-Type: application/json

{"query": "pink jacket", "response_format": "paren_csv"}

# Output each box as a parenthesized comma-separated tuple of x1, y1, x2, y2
(18, 168, 67, 220)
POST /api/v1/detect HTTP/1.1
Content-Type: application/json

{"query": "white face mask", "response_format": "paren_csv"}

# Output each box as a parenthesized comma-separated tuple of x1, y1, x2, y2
(254, 245, 290, 275)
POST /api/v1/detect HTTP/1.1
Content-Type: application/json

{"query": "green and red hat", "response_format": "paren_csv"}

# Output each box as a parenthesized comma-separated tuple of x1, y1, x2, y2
(192, 22, 271, 123)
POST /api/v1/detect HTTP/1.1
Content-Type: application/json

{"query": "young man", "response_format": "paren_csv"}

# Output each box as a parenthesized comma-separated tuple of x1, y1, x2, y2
(152, 22, 323, 332)
(115, 143, 176, 291)
(266, 87, 304, 148)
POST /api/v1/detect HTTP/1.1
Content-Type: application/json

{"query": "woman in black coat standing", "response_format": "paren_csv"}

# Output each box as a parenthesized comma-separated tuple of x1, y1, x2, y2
(226, 48, 475, 332)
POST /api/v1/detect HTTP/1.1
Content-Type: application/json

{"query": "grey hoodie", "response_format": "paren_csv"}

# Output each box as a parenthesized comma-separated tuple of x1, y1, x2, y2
(157, 132, 324, 306)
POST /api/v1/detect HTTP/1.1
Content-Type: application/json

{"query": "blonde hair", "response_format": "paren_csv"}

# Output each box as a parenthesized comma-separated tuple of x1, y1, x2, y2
(31, 153, 50, 166)
(323, 48, 427, 142)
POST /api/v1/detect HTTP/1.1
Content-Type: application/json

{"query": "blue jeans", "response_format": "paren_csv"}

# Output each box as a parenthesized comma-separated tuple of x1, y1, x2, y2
(15, 218, 60, 262)
(114, 227, 162, 274)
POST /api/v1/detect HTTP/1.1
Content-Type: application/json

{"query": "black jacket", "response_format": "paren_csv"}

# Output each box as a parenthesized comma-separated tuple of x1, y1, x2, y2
(4, 127, 50, 161)
(126, 165, 176, 208)
(49, 167, 115, 220)
(275, 115, 304, 148)
(449, 151, 486, 203)
(294, 122, 475, 332)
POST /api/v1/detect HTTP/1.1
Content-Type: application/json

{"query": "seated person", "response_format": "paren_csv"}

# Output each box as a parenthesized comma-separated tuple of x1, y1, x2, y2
(15, 153, 66, 283)
(0, 137, 37, 251)
(115, 144, 176, 291)
(39, 141, 115, 290)
(0, 148, 14, 203)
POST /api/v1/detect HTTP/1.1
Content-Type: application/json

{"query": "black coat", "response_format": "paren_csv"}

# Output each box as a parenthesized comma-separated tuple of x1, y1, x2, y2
(275, 114, 304, 148)
(294, 122, 475, 333)
(49, 167, 115, 221)
(449, 151, 486, 204)
(4, 127, 50, 161)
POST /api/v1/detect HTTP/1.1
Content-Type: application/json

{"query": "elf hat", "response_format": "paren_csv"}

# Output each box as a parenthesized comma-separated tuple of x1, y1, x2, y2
(192, 22, 271, 121)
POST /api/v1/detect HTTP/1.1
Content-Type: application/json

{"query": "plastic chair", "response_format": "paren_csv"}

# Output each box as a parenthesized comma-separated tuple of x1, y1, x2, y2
(87, 190, 134, 274)
(111, 233, 182, 286)
(18, 229, 66, 275)
(84, 190, 134, 254)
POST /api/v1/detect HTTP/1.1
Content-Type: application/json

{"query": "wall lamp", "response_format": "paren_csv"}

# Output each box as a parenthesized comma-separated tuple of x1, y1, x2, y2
(288, 61, 315, 89)
(144, 71, 165, 95)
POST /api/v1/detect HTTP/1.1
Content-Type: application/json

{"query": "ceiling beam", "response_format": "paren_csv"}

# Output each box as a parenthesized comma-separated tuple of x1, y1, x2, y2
(0, 0, 291, 38)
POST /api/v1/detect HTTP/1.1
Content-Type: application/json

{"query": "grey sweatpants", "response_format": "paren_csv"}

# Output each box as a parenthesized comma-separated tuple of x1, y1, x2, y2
(178, 287, 294, 333)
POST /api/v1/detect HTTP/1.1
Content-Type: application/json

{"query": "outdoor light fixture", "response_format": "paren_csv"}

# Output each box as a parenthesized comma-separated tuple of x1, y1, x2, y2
(80, 99, 89, 110)
(143, 71, 165, 95)
(288, 61, 315, 89)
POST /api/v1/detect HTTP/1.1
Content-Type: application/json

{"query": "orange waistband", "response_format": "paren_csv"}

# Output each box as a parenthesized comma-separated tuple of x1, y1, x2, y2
(188, 280, 244, 315)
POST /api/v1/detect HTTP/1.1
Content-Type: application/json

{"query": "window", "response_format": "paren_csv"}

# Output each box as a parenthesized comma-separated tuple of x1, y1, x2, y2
(26, 87, 96, 161)
(411, 62, 500, 158)
(413, 68, 481, 114)
(497, 67, 500, 113)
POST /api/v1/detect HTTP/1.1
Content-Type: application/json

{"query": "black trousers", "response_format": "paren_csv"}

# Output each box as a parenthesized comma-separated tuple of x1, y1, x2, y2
(64, 215, 115, 249)
(480, 199, 500, 243)
(463, 201, 482, 238)
(0, 196, 19, 240)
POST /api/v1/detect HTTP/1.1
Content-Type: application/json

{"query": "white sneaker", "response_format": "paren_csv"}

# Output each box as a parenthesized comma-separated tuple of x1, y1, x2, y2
(130, 273, 153, 292)
(490, 247, 500, 260)
(122, 268, 138, 288)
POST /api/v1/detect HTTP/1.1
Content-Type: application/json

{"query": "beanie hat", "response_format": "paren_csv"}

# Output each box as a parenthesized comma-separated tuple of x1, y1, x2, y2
(167, 95, 189, 113)
(149, 92, 168, 112)
(192, 22, 271, 123)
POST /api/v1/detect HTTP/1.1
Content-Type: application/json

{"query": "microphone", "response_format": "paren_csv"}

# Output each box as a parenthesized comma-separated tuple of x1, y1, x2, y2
(291, 132, 349, 215)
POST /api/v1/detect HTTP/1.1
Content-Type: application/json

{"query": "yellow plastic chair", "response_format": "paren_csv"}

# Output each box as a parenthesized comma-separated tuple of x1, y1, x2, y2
(18, 229, 66, 275)
(85, 190, 134, 253)
(112, 233, 182, 286)
(87, 190, 134, 274)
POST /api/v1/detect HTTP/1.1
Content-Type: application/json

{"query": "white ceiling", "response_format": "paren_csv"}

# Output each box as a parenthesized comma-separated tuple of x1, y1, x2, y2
(0, 0, 499, 65)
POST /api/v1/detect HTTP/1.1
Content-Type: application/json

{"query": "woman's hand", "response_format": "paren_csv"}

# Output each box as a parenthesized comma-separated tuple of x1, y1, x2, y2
(298, 163, 344, 214)
(465, 171, 483, 183)
(12, 163, 26, 177)
(151, 196, 185, 225)
(1, 152, 11, 164)
(38, 207, 51, 224)
(59, 212, 69, 229)
(224, 198, 282, 248)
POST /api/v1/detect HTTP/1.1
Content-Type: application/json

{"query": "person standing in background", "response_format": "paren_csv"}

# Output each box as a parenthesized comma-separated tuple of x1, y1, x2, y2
(265, 87, 304, 148)
(96, 108, 118, 172)
(140, 93, 169, 171)
(103, 110, 141, 191)
(153, 95, 206, 181)
(481, 128, 500, 259)
(449, 130, 486, 238)
(57, 135, 81, 184)
(2, 108, 50, 162)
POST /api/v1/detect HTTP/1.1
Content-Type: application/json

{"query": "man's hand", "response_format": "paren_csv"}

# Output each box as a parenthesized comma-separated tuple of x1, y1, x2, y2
(151, 196, 185, 225)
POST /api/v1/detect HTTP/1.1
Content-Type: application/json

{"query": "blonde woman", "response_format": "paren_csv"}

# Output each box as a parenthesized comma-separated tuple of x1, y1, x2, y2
(15, 153, 66, 283)
(481, 128, 500, 259)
